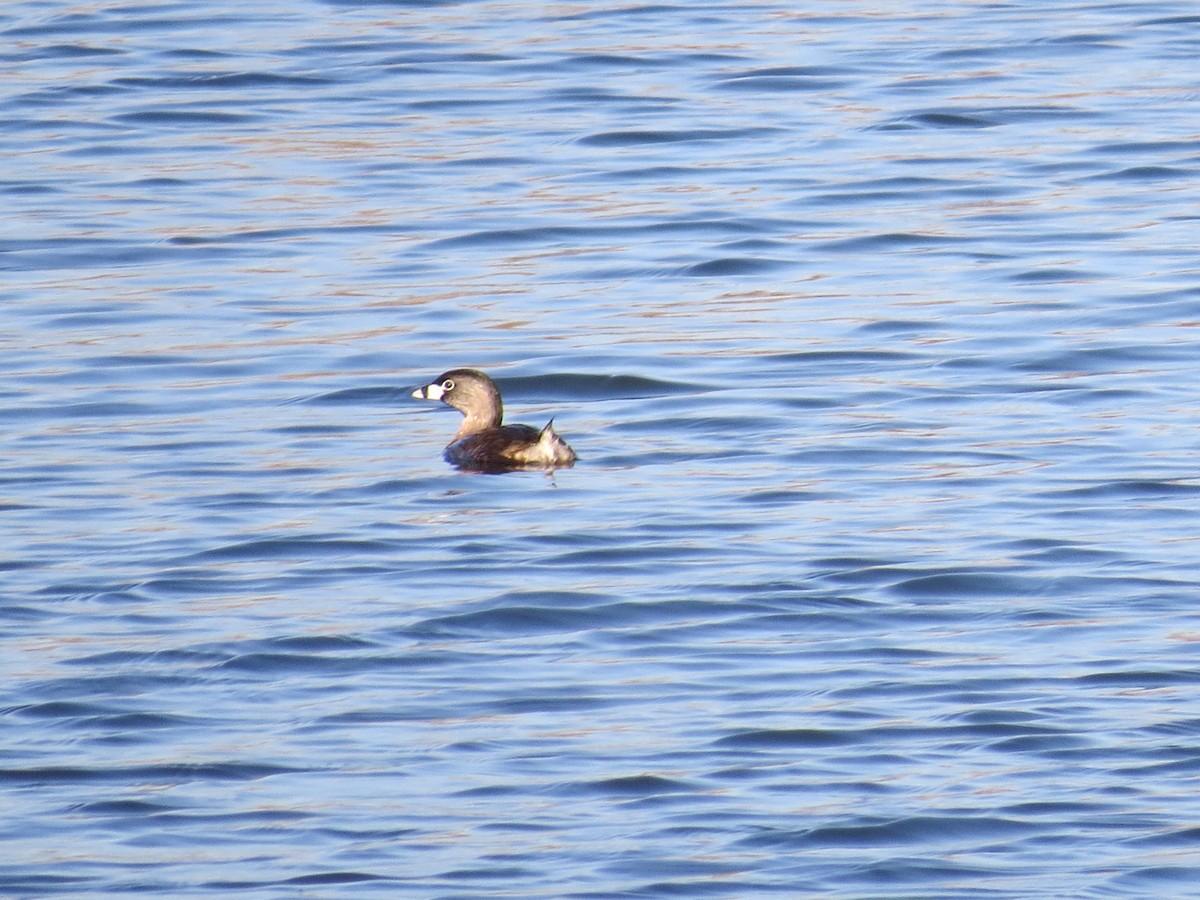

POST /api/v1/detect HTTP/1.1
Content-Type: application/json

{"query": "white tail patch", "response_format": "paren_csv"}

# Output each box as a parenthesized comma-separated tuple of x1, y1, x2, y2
(537, 419, 577, 466)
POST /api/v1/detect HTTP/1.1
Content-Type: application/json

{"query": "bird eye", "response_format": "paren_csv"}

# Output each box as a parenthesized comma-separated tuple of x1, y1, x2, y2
(441, 379, 455, 391)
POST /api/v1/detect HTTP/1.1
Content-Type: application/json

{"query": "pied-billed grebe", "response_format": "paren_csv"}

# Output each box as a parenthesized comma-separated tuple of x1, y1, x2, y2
(412, 368, 577, 472)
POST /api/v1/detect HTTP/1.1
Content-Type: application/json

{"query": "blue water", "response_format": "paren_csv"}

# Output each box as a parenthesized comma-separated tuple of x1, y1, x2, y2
(4, 1, 1200, 896)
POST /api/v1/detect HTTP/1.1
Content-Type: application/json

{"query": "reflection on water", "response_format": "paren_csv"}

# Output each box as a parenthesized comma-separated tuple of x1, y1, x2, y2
(4, 0, 1200, 896)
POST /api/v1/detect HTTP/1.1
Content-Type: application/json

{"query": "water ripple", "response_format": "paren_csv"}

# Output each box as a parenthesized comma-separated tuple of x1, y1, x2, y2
(5, 0, 1200, 896)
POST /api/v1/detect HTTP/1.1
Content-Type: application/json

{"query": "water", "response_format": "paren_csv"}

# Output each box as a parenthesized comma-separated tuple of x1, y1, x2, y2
(4, 1, 1200, 896)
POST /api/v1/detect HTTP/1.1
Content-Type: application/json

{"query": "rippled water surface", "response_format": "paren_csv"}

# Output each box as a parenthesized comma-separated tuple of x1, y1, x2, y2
(5, 1, 1200, 897)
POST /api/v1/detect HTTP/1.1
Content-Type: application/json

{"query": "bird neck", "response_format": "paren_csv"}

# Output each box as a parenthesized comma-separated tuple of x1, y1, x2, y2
(454, 404, 502, 438)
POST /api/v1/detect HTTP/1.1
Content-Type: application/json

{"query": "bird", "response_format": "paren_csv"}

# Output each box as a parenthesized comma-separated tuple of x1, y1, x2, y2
(412, 368, 576, 472)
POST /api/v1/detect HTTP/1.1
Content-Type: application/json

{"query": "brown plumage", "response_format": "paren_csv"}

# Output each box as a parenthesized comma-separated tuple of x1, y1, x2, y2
(412, 368, 577, 472)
